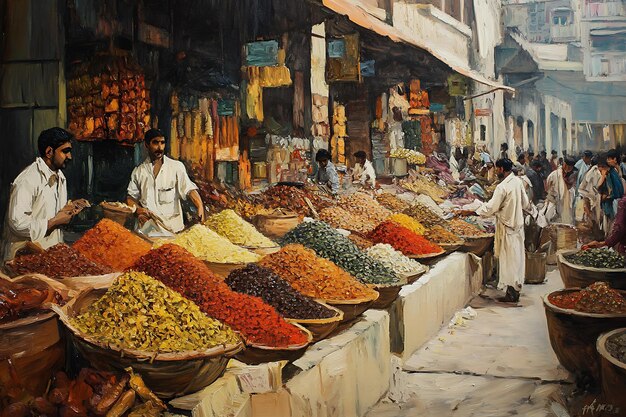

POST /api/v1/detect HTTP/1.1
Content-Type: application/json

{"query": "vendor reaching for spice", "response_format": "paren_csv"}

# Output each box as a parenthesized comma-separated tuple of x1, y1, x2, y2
(2, 128, 89, 261)
(126, 128, 205, 235)
(315, 149, 339, 194)
(352, 150, 376, 188)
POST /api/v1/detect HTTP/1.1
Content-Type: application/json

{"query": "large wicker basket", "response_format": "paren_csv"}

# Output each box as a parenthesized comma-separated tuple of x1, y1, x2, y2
(557, 250, 626, 290)
(596, 328, 626, 411)
(100, 202, 134, 226)
(0, 273, 71, 396)
(234, 323, 313, 365)
(53, 288, 244, 398)
(285, 302, 343, 342)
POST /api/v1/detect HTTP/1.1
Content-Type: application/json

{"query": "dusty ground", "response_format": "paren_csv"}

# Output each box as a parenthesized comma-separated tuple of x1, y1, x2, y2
(365, 268, 583, 417)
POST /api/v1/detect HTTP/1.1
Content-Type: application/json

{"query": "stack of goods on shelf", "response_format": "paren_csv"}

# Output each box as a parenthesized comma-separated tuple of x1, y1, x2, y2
(67, 54, 150, 144)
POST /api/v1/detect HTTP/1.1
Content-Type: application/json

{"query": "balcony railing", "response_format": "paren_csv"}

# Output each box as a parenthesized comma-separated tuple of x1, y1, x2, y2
(585, 1, 626, 18)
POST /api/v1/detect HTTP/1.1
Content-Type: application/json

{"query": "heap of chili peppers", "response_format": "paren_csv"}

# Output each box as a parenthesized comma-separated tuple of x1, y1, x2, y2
(368, 221, 443, 256)
(548, 281, 626, 314)
(73, 219, 151, 271)
(132, 244, 309, 347)
(9, 243, 112, 279)
(225, 264, 336, 320)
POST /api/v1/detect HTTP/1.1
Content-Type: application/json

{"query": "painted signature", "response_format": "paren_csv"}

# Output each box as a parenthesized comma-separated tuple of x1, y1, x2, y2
(581, 399, 621, 415)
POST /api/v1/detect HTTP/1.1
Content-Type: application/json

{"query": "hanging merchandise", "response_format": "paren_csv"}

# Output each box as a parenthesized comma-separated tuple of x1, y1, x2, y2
(332, 103, 348, 164)
(447, 74, 468, 97)
(239, 150, 252, 190)
(311, 94, 330, 139)
(326, 33, 360, 82)
(245, 67, 264, 121)
(259, 66, 292, 87)
(420, 116, 434, 156)
(67, 53, 151, 144)
(408, 79, 430, 115)
(245, 40, 279, 66)
(402, 120, 421, 151)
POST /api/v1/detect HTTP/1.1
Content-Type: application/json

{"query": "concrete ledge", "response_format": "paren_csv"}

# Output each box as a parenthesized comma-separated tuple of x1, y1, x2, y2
(390, 252, 482, 362)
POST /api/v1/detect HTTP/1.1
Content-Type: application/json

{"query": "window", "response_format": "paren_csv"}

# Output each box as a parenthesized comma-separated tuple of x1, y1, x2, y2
(553, 15, 569, 25)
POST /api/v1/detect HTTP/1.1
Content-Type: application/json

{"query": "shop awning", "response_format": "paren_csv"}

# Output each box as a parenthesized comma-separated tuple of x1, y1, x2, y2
(322, 0, 515, 94)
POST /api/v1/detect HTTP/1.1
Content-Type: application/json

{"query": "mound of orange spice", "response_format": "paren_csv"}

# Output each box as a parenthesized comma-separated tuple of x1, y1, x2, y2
(73, 219, 151, 271)
(259, 244, 378, 302)
(368, 221, 443, 256)
(132, 244, 309, 347)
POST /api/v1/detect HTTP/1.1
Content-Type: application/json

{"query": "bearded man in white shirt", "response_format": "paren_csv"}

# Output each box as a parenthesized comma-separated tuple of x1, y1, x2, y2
(126, 128, 205, 234)
(2, 128, 89, 260)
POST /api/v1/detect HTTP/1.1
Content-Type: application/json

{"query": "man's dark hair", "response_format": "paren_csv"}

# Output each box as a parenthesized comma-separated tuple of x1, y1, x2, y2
(144, 128, 166, 144)
(528, 151, 535, 158)
(315, 149, 331, 162)
(501, 142, 509, 151)
(607, 149, 619, 160)
(353, 151, 367, 160)
(540, 150, 547, 156)
(531, 160, 543, 169)
(564, 156, 576, 167)
(496, 158, 513, 172)
(598, 157, 609, 168)
(517, 154, 526, 163)
(584, 150, 593, 158)
(551, 150, 557, 155)
(38, 127, 74, 157)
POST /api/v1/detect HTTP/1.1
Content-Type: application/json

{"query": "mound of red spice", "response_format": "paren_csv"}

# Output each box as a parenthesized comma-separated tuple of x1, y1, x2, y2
(368, 221, 443, 256)
(548, 282, 626, 314)
(131, 244, 309, 347)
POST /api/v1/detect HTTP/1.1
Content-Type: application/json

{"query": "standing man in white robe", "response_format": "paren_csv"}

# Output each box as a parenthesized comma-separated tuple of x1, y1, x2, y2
(476, 158, 530, 303)
(546, 157, 578, 225)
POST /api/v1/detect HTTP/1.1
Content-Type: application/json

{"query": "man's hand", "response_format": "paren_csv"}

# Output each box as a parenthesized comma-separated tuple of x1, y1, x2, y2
(48, 210, 73, 230)
(62, 199, 90, 216)
(135, 207, 152, 227)
(198, 209, 206, 223)
(582, 241, 605, 250)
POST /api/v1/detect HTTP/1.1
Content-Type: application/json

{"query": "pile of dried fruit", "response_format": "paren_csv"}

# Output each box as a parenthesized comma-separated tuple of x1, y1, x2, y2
(319, 206, 378, 235)
(73, 219, 151, 271)
(258, 185, 333, 216)
(225, 264, 336, 320)
(154, 224, 260, 263)
(565, 249, 626, 269)
(400, 177, 447, 203)
(388, 213, 426, 235)
(133, 245, 309, 347)
(448, 218, 487, 237)
(281, 221, 399, 285)
(1, 368, 166, 417)
(347, 234, 374, 250)
(0, 279, 64, 323)
(403, 203, 446, 228)
(424, 225, 462, 244)
(339, 192, 392, 224)
(607, 331, 626, 364)
(390, 148, 426, 165)
(365, 244, 426, 277)
(8, 243, 112, 279)
(376, 193, 410, 212)
(368, 221, 443, 256)
(548, 282, 626, 314)
(259, 244, 379, 301)
(205, 209, 276, 248)
(72, 271, 240, 352)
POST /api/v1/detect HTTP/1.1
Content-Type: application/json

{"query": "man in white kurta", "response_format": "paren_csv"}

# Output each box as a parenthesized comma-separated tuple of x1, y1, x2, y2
(2, 128, 88, 260)
(126, 129, 205, 235)
(352, 151, 376, 188)
(477, 158, 530, 302)
(546, 157, 577, 225)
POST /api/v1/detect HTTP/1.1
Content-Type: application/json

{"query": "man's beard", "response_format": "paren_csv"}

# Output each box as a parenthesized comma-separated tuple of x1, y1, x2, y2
(497, 172, 504, 179)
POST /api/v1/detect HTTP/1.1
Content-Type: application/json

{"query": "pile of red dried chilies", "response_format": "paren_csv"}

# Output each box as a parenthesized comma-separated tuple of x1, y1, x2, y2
(132, 244, 308, 347)
(368, 221, 442, 256)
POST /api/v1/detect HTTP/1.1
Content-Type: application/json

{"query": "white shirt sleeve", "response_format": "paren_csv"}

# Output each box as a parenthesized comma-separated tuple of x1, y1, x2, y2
(477, 184, 506, 218)
(176, 162, 198, 199)
(127, 167, 141, 200)
(7, 179, 48, 242)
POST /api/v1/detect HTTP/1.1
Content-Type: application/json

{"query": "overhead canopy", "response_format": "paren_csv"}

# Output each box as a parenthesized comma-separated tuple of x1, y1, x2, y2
(590, 28, 626, 36)
(321, 0, 515, 94)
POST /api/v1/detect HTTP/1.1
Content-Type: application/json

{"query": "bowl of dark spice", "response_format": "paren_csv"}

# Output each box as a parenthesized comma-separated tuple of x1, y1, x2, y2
(544, 282, 626, 382)
(558, 249, 626, 290)
(597, 328, 626, 411)
(225, 264, 343, 342)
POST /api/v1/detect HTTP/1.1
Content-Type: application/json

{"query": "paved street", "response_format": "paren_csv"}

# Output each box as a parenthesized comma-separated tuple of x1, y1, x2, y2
(367, 268, 575, 417)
